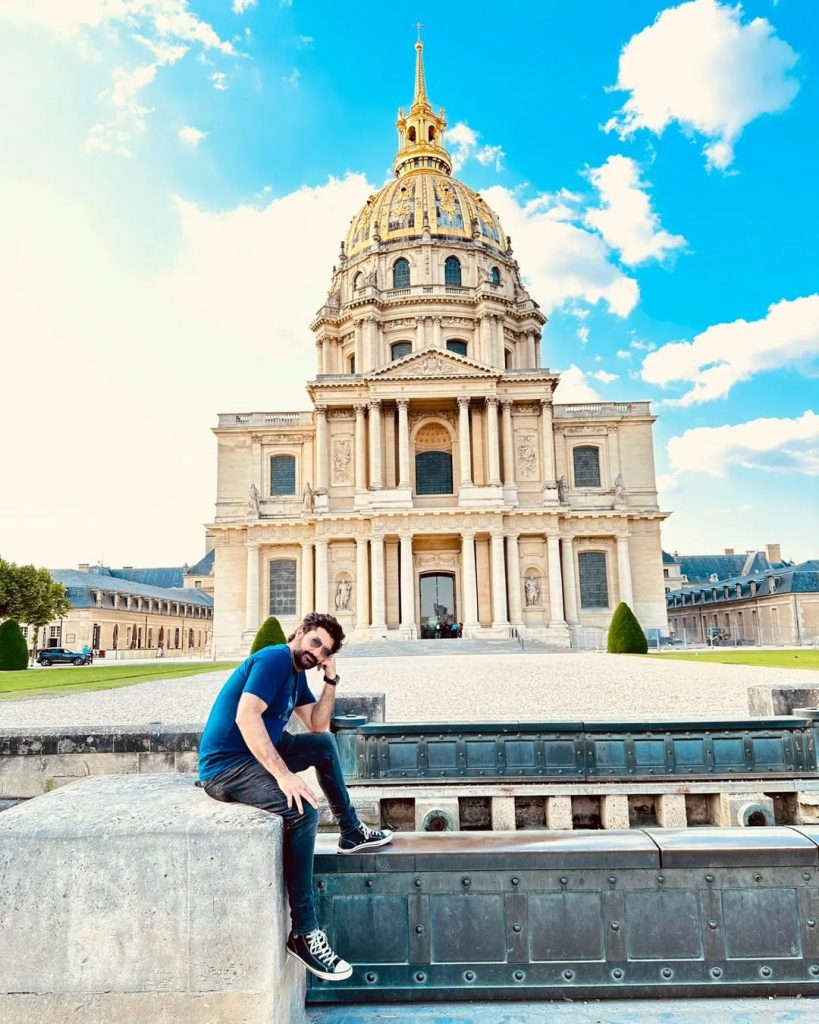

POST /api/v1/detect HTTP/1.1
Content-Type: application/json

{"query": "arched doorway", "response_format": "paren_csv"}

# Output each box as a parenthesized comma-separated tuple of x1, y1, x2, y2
(420, 572, 457, 639)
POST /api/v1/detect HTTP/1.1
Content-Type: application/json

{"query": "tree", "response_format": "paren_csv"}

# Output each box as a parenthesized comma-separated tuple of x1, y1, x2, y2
(250, 615, 287, 654)
(607, 602, 648, 654)
(0, 620, 28, 671)
(0, 558, 71, 658)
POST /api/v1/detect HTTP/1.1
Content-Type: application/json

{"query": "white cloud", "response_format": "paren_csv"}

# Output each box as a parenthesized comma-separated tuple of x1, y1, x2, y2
(282, 68, 301, 87)
(232, 0, 257, 12)
(483, 186, 639, 317)
(591, 370, 619, 383)
(553, 366, 603, 404)
(178, 124, 206, 146)
(209, 71, 228, 91)
(578, 325, 590, 345)
(666, 411, 819, 477)
(297, 35, 315, 48)
(447, 122, 504, 174)
(475, 144, 505, 171)
(616, 349, 632, 359)
(585, 155, 686, 265)
(641, 295, 819, 405)
(606, 0, 800, 171)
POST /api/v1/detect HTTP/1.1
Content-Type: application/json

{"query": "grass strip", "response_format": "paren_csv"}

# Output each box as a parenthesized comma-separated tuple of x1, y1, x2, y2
(659, 650, 819, 670)
(0, 662, 239, 701)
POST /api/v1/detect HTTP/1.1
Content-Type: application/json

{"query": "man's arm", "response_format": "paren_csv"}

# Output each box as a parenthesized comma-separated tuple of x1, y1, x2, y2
(235, 692, 318, 814)
(292, 656, 338, 733)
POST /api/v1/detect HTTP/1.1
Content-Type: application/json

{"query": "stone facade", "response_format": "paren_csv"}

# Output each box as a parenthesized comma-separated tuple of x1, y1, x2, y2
(210, 41, 669, 658)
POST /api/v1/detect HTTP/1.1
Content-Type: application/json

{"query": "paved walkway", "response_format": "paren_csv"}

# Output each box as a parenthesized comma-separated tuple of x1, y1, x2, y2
(0, 647, 815, 729)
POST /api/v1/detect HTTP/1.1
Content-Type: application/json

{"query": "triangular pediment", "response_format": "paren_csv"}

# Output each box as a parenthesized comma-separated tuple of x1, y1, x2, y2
(369, 349, 497, 380)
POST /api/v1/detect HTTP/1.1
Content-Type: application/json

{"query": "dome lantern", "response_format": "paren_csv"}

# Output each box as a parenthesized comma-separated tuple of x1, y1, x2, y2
(394, 28, 451, 178)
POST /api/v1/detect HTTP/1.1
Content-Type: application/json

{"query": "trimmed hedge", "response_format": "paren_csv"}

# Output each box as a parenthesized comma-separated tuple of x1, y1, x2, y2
(0, 619, 29, 671)
(250, 616, 287, 655)
(607, 602, 648, 654)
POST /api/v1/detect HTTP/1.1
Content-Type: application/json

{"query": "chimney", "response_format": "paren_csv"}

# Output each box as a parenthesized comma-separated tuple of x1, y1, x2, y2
(766, 543, 782, 565)
(78, 563, 90, 572)
(724, 548, 734, 556)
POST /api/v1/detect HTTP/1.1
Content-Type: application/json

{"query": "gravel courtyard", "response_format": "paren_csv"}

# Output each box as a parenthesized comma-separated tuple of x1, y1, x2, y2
(1, 650, 816, 729)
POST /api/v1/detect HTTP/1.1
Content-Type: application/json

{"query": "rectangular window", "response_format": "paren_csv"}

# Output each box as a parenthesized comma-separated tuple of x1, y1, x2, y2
(573, 446, 601, 488)
(269, 560, 297, 616)
(49, 626, 60, 639)
(578, 551, 609, 609)
(270, 455, 296, 496)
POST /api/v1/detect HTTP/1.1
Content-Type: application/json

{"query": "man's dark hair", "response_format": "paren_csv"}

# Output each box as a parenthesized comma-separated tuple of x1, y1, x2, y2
(288, 612, 345, 654)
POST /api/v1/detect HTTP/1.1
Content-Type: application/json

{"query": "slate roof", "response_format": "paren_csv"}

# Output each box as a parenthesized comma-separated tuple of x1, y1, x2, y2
(666, 559, 819, 607)
(186, 549, 215, 576)
(52, 568, 213, 611)
(109, 567, 185, 588)
(663, 551, 792, 584)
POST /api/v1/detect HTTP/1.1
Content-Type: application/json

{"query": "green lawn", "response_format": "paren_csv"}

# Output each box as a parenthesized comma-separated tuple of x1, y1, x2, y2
(660, 649, 819, 671)
(0, 661, 239, 701)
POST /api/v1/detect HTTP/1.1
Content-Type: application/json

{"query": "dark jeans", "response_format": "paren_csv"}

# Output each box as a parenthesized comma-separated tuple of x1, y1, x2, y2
(202, 730, 359, 935)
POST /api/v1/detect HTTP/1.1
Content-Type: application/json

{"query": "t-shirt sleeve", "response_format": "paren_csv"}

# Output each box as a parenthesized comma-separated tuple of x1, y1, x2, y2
(242, 647, 292, 706)
(295, 670, 316, 707)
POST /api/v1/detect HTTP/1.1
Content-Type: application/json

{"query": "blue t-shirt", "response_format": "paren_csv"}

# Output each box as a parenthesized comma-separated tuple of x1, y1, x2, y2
(197, 645, 316, 780)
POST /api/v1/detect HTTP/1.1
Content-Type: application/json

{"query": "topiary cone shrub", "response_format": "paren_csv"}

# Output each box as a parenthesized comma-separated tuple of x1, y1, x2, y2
(0, 620, 29, 670)
(250, 615, 287, 654)
(607, 602, 648, 654)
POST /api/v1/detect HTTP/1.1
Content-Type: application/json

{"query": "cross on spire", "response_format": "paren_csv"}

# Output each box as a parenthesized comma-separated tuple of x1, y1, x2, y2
(415, 21, 423, 42)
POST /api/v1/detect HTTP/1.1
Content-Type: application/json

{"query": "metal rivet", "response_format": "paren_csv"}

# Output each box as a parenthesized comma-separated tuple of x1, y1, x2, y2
(365, 972, 377, 983)
(760, 966, 772, 978)
(512, 923, 522, 933)
(657, 874, 665, 884)
(754, 873, 763, 883)
(462, 877, 471, 888)
(662, 968, 673, 979)
(414, 878, 422, 888)
(809, 920, 816, 929)
(563, 970, 574, 981)
(810, 965, 819, 976)
(415, 925, 424, 934)
(317, 881, 326, 890)
(464, 971, 475, 983)
(511, 876, 520, 886)
(415, 972, 426, 983)
(559, 875, 569, 885)
(608, 875, 617, 885)
(612, 968, 624, 980)
(705, 874, 715, 883)
(711, 967, 722, 979)
(365, 879, 374, 888)
(804, 872, 812, 881)
(610, 921, 620, 931)
(708, 920, 719, 929)
(513, 970, 525, 982)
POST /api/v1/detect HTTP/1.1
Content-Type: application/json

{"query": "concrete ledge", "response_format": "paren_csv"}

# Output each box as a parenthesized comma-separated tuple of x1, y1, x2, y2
(0, 774, 304, 1024)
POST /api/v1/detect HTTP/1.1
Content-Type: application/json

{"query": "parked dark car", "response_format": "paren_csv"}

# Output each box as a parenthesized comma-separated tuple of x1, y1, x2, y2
(36, 648, 91, 667)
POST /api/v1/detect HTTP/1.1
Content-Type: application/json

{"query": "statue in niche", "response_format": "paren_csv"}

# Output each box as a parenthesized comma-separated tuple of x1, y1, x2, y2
(524, 575, 540, 607)
(335, 578, 352, 611)
(517, 437, 537, 479)
(302, 482, 314, 512)
(614, 473, 627, 504)
(248, 483, 261, 518)
(557, 476, 568, 504)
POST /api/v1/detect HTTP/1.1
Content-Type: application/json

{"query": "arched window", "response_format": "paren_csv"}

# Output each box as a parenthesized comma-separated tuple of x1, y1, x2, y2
(408, 126, 416, 143)
(270, 454, 296, 496)
(269, 559, 297, 616)
(505, 349, 512, 369)
(353, 272, 364, 290)
(572, 446, 601, 488)
(416, 450, 453, 495)
(428, 126, 436, 143)
(391, 341, 412, 361)
(444, 256, 462, 286)
(393, 258, 410, 288)
(578, 551, 609, 609)
(446, 340, 467, 356)
(348, 354, 356, 374)
(491, 266, 501, 285)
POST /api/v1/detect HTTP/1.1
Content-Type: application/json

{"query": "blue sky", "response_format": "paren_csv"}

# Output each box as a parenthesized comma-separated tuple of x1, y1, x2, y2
(1, 0, 817, 568)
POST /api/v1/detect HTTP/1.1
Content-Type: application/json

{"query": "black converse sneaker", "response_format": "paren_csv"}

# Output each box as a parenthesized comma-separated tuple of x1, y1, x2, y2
(337, 823, 395, 854)
(286, 928, 353, 981)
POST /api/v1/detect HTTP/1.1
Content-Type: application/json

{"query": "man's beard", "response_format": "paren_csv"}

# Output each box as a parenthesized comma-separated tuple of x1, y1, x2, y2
(293, 646, 317, 670)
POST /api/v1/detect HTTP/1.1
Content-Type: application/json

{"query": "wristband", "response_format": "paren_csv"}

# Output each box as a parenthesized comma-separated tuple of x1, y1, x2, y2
(323, 673, 339, 686)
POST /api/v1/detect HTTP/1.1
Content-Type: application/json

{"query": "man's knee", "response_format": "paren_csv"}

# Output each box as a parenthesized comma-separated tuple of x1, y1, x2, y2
(287, 800, 319, 832)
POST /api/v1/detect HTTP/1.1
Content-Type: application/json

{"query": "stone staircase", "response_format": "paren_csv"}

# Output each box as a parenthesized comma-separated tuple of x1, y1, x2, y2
(344, 637, 573, 658)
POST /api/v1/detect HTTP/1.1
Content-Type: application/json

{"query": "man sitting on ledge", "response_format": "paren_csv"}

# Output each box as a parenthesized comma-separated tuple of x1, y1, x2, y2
(198, 611, 393, 981)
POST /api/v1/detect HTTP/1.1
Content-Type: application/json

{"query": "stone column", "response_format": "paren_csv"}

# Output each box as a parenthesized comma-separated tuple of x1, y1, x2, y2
(506, 532, 523, 625)
(607, 427, 621, 482)
(479, 315, 492, 365)
(369, 399, 382, 489)
(415, 317, 425, 351)
(495, 317, 506, 367)
(540, 399, 556, 488)
(370, 535, 386, 630)
(458, 397, 473, 486)
(399, 533, 415, 630)
(397, 398, 410, 487)
(354, 403, 367, 492)
(316, 339, 325, 376)
(300, 542, 314, 617)
(355, 537, 369, 629)
(368, 317, 380, 369)
(548, 536, 566, 625)
(432, 316, 442, 348)
(560, 536, 577, 624)
(354, 320, 363, 372)
(527, 332, 536, 367)
(315, 405, 328, 493)
(490, 530, 509, 628)
(485, 397, 501, 486)
(461, 530, 479, 628)
(500, 399, 515, 486)
(245, 542, 260, 632)
(314, 539, 329, 612)
(617, 535, 634, 608)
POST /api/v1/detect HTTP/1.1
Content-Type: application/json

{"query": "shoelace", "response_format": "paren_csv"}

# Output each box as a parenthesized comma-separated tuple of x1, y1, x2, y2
(307, 929, 337, 965)
(360, 824, 384, 840)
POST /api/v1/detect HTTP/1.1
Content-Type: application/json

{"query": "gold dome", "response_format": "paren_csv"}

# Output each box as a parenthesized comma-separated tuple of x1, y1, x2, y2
(345, 173, 506, 257)
(344, 34, 507, 258)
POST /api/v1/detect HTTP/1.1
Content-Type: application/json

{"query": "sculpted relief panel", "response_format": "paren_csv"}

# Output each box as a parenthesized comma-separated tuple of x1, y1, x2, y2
(516, 435, 538, 480)
(332, 439, 352, 484)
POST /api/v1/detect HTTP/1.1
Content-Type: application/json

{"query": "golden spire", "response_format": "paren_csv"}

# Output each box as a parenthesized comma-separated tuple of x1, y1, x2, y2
(394, 30, 451, 178)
